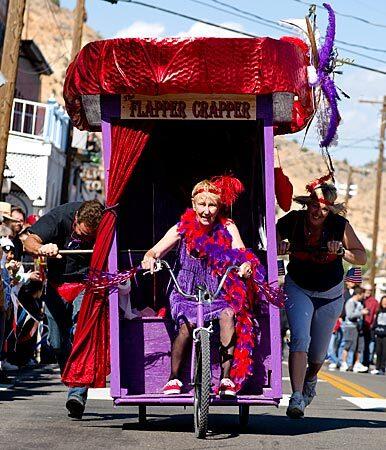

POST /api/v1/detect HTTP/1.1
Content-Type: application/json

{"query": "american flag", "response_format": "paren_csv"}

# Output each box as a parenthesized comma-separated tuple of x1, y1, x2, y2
(344, 267, 362, 284)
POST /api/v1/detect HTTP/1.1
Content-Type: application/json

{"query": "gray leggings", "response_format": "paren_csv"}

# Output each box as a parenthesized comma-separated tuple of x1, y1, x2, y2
(284, 276, 344, 364)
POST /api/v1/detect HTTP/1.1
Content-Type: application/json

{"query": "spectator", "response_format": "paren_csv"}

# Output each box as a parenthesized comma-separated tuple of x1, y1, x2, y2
(362, 284, 379, 367)
(337, 267, 362, 369)
(10, 206, 26, 261)
(327, 318, 342, 370)
(340, 286, 368, 372)
(371, 295, 386, 375)
(0, 224, 12, 238)
(0, 238, 18, 372)
(24, 200, 103, 419)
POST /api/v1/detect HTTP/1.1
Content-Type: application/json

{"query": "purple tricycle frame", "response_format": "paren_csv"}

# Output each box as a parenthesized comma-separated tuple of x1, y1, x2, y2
(100, 94, 281, 419)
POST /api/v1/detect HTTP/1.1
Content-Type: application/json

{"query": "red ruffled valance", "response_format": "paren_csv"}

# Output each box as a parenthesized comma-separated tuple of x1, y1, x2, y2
(64, 37, 313, 132)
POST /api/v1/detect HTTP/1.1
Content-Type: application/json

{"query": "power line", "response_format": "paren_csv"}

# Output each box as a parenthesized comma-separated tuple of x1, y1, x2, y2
(337, 59, 386, 75)
(337, 46, 386, 65)
(208, 0, 386, 53)
(188, 0, 288, 34)
(104, 0, 257, 37)
(18, 52, 69, 75)
(103, 0, 386, 75)
(292, 0, 386, 29)
(45, 0, 71, 56)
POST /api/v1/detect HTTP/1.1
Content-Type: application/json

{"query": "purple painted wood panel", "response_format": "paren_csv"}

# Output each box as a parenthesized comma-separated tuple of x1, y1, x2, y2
(101, 97, 121, 398)
(262, 95, 282, 400)
(119, 316, 270, 396)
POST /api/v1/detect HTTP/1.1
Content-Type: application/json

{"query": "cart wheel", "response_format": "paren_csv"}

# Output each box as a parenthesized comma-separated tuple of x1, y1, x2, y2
(239, 405, 250, 427)
(138, 405, 147, 425)
(194, 329, 211, 439)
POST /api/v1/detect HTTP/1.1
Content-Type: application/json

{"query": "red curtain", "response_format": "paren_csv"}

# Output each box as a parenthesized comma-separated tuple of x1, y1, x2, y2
(62, 122, 152, 387)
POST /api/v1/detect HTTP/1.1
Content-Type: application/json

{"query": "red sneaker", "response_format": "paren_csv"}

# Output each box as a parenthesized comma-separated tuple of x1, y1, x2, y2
(163, 379, 183, 395)
(219, 378, 237, 398)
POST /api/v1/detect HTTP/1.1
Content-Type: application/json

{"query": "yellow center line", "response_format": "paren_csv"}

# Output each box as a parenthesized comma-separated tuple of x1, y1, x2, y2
(319, 370, 383, 399)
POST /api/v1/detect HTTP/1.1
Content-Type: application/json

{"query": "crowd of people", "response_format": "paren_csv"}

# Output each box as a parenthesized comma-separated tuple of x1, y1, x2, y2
(0, 202, 42, 384)
(327, 270, 386, 376)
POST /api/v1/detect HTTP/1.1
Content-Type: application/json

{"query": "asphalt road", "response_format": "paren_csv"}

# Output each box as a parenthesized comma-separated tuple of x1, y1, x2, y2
(1, 364, 385, 450)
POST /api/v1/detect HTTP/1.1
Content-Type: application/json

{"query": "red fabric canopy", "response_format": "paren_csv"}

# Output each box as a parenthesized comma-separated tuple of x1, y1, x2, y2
(64, 37, 313, 132)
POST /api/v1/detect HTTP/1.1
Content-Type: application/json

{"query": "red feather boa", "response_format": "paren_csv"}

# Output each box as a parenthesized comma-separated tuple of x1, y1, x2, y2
(178, 209, 282, 390)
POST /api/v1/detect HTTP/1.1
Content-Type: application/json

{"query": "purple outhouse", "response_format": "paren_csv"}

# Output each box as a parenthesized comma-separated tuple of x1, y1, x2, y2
(63, 36, 314, 425)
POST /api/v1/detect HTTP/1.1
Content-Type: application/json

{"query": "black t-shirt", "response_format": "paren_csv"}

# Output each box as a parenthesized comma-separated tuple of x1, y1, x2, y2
(28, 202, 94, 283)
(11, 235, 24, 261)
(277, 210, 347, 292)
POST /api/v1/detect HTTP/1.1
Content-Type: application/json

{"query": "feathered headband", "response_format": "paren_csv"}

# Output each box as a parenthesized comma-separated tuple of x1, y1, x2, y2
(306, 173, 334, 205)
(193, 175, 245, 207)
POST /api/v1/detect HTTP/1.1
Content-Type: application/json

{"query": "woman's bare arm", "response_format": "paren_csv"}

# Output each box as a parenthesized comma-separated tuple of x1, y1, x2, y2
(342, 222, 367, 265)
(142, 225, 180, 273)
(147, 224, 181, 258)
(226, 222, 245, 249)
(226, 222, 254, 278)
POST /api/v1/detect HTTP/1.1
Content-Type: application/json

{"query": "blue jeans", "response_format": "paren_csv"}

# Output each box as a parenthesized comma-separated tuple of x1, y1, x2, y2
(284, 276, 344, 364)
(338, 323, 354, 366)
(45, 283, 87, 402)
(327, 333, 339, 364)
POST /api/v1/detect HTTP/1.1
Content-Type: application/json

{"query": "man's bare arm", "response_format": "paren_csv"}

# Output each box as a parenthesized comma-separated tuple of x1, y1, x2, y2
(24, 234, 62, 258)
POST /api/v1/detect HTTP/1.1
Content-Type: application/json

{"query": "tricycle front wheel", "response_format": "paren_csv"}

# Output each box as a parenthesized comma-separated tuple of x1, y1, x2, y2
(194, 329, 211, 439)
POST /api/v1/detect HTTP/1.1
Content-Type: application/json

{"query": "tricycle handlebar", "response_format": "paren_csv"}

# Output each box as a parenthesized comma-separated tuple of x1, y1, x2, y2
(152, 259, 239, 302)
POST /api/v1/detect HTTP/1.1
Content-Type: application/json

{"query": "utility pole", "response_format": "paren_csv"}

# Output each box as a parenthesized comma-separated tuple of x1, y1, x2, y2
(360, 96, 386, 291)
(344, 165, 353, 209)
(0, 0, 27, 191)
(71, 0, 86, 61)
(61, 0, 86, 203)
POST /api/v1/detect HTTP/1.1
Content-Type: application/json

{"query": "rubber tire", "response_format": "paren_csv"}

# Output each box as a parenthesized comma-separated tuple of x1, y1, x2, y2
(138, 405, 147, 425)
(194, 329, 211, 439)
(239, 405, 250, 427)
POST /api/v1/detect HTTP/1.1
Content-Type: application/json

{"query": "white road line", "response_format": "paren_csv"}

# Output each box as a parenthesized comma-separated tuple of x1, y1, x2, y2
(341, 396, 386, 411)
(279, 394, 291, 407)
(87, 388, 112, 400)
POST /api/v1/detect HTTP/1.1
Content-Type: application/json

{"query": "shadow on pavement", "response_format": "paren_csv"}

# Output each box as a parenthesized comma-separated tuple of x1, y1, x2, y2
(0, 365, 62, 402)
(88, 411, 386, 437)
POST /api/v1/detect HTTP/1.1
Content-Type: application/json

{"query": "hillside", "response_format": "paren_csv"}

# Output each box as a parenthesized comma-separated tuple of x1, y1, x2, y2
(23, 0, 102, 103)
(21, 1, 385, 251)
(275, 136, 385, 252)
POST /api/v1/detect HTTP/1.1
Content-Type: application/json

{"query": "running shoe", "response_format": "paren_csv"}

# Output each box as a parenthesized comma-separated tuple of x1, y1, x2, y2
(25, 358, 38, 368)
(328, 363, 338, 371)
(219, 378, 237, 398)
(353, 363, 368, 373)
(66, 397, 85, 420)
(0, 360, 19, 371)
(303, 377, 317, 407)
(370, 369, 385, 375)
(339, 361, 348, 372)
(286, 391, 305, 419)
(163, 379, 183, 395)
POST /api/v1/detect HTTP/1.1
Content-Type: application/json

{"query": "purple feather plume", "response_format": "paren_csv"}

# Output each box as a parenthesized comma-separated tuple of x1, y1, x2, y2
(316, 3, 341, 148)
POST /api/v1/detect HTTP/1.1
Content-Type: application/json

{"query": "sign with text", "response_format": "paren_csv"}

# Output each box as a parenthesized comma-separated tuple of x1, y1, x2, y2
(121, 94, 256, 120)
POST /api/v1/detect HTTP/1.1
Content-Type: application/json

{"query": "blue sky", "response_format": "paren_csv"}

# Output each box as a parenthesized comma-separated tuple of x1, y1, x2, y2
(61, 0, 386, 166)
